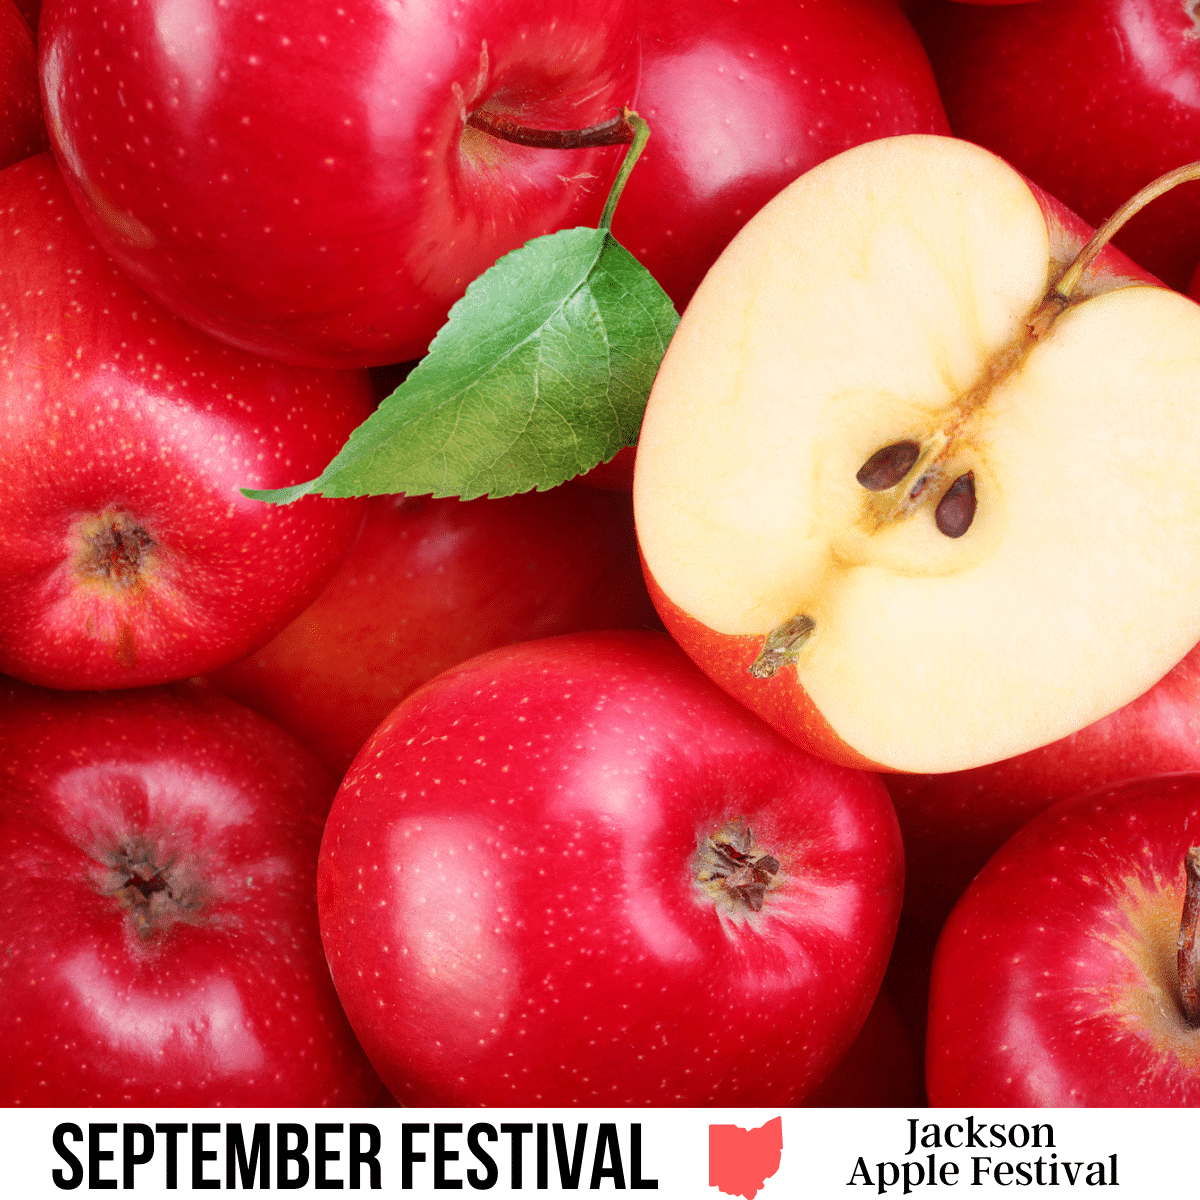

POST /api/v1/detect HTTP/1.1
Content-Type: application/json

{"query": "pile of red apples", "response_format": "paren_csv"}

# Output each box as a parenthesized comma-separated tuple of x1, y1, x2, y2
(4, 0, 1200, 1110)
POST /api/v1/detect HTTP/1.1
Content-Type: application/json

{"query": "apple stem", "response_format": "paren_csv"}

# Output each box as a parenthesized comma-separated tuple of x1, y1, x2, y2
(1029, 160, 1200, 338)
(465, 107, 636, 150)
(1178, 846, 1200, 1027)
(597, 111, 651, 232)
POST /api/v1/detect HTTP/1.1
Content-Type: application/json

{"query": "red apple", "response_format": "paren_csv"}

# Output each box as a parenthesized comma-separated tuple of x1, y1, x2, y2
(926, 774, 1200, 1106)
(317, 630, 904, 1106)
(204, 483, 661, 777)
(916, 0, 1200, 291)
(0, 0, 45, 170)
(890, 640, 1200, 932)
(0, 677, 381, 1106)
(881, 640, 1200, 1070)
(608, 0, 949, 315)
(37, 0, 639, 367)
(0, 153, 372, 691)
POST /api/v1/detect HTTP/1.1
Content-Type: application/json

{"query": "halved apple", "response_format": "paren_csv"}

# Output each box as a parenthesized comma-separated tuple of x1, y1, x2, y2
(634, 134, 1200, 774)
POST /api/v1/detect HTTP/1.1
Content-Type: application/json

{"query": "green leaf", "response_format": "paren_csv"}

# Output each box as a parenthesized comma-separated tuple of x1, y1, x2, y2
(244, 225, 679, 503)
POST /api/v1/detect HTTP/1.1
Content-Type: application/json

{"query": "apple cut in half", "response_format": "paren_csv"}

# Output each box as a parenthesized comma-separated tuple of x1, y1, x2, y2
(634, 134, 1200, 774)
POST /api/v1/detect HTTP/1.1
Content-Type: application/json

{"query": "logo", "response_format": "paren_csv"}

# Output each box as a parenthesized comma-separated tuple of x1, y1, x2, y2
(709, 1117, 783, 1200)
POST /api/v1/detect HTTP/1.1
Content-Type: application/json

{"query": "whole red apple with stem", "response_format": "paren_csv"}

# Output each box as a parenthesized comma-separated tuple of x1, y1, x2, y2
(37, 0, 639, 367)
(927, 774, 1200, 1106)
(0, 678, 381, 1107)
(0, 153, 372, 690)
(204, 483, 661, 776)
(318, 630, 904, 1106)
(915, 0, 1200, 291)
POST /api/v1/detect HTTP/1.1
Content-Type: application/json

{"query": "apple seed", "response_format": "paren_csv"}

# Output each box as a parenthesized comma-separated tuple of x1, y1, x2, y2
(856, 441, 920, 491)
(934, 472, 977, 539)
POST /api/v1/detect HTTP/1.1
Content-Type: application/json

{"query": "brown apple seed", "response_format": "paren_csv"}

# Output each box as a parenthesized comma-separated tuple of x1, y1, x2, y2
(935, 471, 976, 538)
(856, 440, 921, 491)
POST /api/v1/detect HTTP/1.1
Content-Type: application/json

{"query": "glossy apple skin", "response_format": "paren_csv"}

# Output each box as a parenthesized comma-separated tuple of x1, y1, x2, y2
(916, 0, 1200, 291)
(0, 0, 45, 169)
(204, 484, 661, 776)
(0, 153, 371, 690)
(609, 0, 948, 316)
(890, 641, 1200, 932)
(636, 170, 1163, 773)
(37, 0, 639, 368)
(0, 678, 381, 1107)
(882, 642, 1200, 1068)
(927, 775, 1200, 1106)
(318, 630, 904, 1106)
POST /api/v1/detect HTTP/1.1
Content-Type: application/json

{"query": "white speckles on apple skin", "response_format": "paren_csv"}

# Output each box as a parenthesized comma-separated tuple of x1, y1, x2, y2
(0, 153, 372, 689)
(38, 0, 641, 366)
(318, 631, 903, 1107)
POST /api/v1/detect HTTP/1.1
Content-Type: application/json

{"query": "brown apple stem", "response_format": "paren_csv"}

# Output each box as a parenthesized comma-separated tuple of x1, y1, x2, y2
(1029, 160, 1200, 338)
(466, 108, 635, 150)
(1178, 846, 1200, 1027)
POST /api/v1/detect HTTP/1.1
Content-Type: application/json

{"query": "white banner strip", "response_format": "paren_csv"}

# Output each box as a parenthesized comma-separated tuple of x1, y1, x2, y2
(0, 1107, 1175, 1198)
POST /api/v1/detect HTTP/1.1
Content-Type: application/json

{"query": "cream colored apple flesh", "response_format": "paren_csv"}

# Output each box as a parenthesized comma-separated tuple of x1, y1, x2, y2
(634, 134, 1200, 774)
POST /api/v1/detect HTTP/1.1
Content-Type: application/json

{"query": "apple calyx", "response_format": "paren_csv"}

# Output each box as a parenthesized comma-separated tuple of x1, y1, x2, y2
(693, 823, 781, 915)
(101, 836, 208, 942)
(1177, 846, 1200, 1026)
(749, 614, 814, 679)
(77, 510, 156, 592)
(466, 107, 635, 150)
